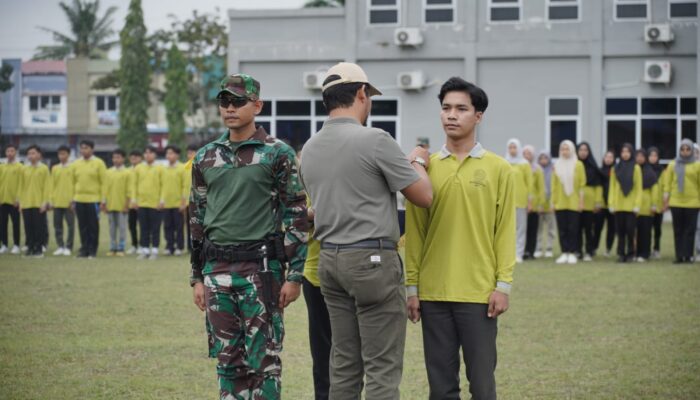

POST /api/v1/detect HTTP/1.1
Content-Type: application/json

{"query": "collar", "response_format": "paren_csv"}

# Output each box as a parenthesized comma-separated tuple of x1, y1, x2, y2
(214, 125, 268, 148)
(323, 117, 362, 127)
(438, 142, 486, 160)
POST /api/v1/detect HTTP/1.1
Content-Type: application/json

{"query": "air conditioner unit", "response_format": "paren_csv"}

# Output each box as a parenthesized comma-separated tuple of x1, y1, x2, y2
(394, 28, 423, 47)
(643, 61, 672, 84)
(303, 71, 325, 90)
(397, 71, 425, 90)
(644, 24, 674, 43)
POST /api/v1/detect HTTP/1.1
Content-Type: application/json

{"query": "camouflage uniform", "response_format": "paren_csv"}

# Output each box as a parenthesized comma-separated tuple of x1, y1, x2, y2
(189, 74, 308, 400)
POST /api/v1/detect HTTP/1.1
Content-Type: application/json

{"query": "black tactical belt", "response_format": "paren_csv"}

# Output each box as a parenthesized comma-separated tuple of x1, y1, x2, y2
(320, 239, 398, 251)
(203, 239, 278, 263)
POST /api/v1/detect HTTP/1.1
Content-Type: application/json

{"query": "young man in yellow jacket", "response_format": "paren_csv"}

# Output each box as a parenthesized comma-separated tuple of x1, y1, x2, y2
(103, 149, 131, 256)
(406, 78, 515, 400)
(73, 140, 107, 258)
(133, 146, 164, 260)
(0, 144, 23, 255)
(20, 145, 51, 257)
(51, 145, 75, 256)
(161, 145, 187, 256)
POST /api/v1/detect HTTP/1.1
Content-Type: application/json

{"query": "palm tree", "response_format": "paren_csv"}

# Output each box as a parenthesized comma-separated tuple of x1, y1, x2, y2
(33, 0, 118, 60)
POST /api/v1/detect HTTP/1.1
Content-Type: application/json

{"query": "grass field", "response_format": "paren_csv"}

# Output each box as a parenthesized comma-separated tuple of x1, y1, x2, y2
(0, 221, 699, 399)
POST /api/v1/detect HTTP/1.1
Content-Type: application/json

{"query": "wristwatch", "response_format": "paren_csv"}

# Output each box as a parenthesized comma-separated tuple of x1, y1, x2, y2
(411, 156, 427, 168)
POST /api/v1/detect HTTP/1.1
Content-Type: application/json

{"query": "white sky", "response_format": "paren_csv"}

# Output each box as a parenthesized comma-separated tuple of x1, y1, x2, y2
(0, 0, 307, 61)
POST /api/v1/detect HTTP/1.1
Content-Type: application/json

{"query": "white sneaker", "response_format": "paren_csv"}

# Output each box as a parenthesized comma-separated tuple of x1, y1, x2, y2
(137, 248, 150, 260)
(515, 256, 523, 264)
(0, 245, 7, 254)
(567, 254, 578, 264)
(544, 250, 553, 258)
(174, 249, 182, 256)
(53, 247, 65, 256)
(533, 250, 543, 258)
(42, 246, 46, 253)
(556, 253, 568, 264)
(651, 251, 661, 260)
(63, 248, 71, 256)
(10, 245, 20, 254)
(583, 254, 592, 262)
(21, 245, 28, 252)
(148, 248, 158, 260)
(637, 257, 647, 263)
(126, 247, 136, 255)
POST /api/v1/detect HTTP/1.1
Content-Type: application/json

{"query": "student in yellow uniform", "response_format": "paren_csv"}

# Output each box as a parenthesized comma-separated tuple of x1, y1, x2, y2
(19, 145, 51, 257)
(102, 149, 131, 256)
(608, 143, 643, 263)
(576, 142, 604, 261)
(50, 145, 75, 256)
(523, 144, 544, 259)
(132, 146, 164, 260)
(593, 150, 617, 257)
(505, 138, 532, 263)
(662, 139, 700, 264)
(184, 144, 197, 251)
(126, 150, 143, 254)
(406, 78, 515, 399)
(634, 149, 659, 262)
(73, 140, 107, 258)
(161, 145, 187, 256)
(647, 147, 664, 259)
(536, 150, 556, 258)
(0, 144, 23, 254)
(552, 140, 586, 265)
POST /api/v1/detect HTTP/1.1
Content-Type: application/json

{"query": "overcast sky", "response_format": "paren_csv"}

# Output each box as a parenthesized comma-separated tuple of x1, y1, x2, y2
(0, 0, 307, 61)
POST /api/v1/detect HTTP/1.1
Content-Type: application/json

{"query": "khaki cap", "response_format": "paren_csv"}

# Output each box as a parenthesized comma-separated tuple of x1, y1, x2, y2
(321, 62, 382, 96)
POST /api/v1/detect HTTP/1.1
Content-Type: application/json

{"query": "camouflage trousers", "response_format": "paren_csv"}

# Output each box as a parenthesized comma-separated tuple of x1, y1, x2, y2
(204, 260, 284, 400)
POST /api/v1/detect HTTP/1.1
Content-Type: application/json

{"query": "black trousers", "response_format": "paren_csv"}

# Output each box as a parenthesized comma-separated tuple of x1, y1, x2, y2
(162, 208, 184, 252)
(41, 212, 48, 247)
(615, 212, 636, 258)
(303, 278, 331, 400)
(0, 203, 20, 247)
(652, 213, 663, 252)
(53, 207, 75, 250)
(22, 208, 45, 254)
(578, 211, 596, 256)
(421, 301, 497, 400)
(138, 208, 161, 249)
(636, 216, 653, 259)
(524, 212, 539, 257)
(670, 207, 699, 261)
(555, 210, 580, 253)
(594, 209, 616, 253)
(128, 208, 139, 248)
(75, 202, 99, 257)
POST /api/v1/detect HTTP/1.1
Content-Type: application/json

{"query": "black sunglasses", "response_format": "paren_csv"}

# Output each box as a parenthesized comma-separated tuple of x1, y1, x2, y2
(218, 97, 250, 109)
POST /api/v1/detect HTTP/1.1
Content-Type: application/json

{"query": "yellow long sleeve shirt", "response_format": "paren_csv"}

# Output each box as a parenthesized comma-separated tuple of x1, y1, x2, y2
(133, 162, 164, 209)
(511, 162, 532, 209)
(532, 167, 546, 211)
(405, 144, 516, 303)
(103, 166, 131, 212)
(551, 161, 586, 211)
(662, 161, 700, 208)
(20, 163, 51, 209)
(608, 165, 643, 212)
(184, 159, 193, 205)
(0, 161, 24, 205)
(161, 162, 187, 208)
(581, 185, 604, 212)
(72, 156, 107, 203)
(639, 183, 659, 217)
(51, 162, 74, 208)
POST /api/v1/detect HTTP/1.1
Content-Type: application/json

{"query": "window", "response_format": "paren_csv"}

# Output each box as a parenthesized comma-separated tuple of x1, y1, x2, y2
(489, 0, 521, 22)
(368, 0, 399, 25)
(547, 0, 580, 21)
(614, 0, 649, 21)
(669, 0, 698, 19)
(547, 97, 580, 157)
(424, 0, 455, 24)
(369, 100, 400, 139)
(96, 95, 119, 112)
(28, 95, 61, 111)
(605, 97, 697, 160)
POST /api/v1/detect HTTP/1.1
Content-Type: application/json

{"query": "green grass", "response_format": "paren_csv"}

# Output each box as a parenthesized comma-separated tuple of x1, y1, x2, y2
(0, 222, 699, 399)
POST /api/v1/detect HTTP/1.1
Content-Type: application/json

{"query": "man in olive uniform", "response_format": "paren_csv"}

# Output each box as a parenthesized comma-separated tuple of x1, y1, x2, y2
(189, 74, 308, 400)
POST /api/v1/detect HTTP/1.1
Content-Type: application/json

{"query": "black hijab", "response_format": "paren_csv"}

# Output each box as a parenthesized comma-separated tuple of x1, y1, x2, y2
(600, 151, 615, 201)
(577, 142, 603, 186)
(616, 143, 636, 196)
(636, 149, 658, 189)
(647, 146, 665, 175)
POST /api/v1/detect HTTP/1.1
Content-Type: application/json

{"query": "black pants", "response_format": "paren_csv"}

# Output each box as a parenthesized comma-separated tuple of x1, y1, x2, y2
(53, 207, 74, 250)
(75, 202, 99, 257)
(421, 301, 497, 400)
(594, 209, 616, 253)
(41, 212, 48, 247)
(578, 211, 596, 257)
(636, 216, 653, 259)
(0, 203, 20, 247)
(22, 208, 45, 254)
(128, 208, 139, 248)
(615, 212, 636, 258)
(162, 208, 184, 252)
(670, 207, 699, 261)
(138, 208, 161, 249)
(555, 210, 580, 253)
(524, 212, 539, 257)
(652, 213, 663, 252)
(303, 278, 331, 400)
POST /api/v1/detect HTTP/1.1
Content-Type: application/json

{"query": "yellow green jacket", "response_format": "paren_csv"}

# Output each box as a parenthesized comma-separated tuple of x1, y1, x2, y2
(531, 167, 546, 211)
(161, 162, 187, 208)
(511, 162, 532, 209)
(662, 161, 700, 208)
(581, 185, 604, 212)
(184, 158, 193, 205)
(103, 166, 131, 212)
(639, 183, 659, 217)
(608, 165, 643, 212)
(551, 161, 586, 211)
(0, 161, 24, 205)
(20, 163, 51, 208)
(73, 157, 107, 203)
(133, 162, 164, 209)
(51, 163, 74, 208)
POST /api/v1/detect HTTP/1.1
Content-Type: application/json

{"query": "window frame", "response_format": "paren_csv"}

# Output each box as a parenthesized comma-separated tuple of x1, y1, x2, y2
(95, 95, 120, 112)
(545, 0, 581, 23)
(367, 0, 401, 27)
(668, 0, 699, 20)
(423, 0, 456, 25)
(28, 94, 62, 112)
(487, 0, 523, 24)
(545, 95, 581, 158)
(613, 0, 650, 22)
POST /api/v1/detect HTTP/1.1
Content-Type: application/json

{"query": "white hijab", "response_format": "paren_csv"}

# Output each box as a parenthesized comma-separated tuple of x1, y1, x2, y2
(505, 138, 527, 165)
(554, 140, 577, 196)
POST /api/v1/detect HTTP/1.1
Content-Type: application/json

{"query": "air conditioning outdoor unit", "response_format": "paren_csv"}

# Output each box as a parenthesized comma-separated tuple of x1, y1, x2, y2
(397, 71, 425, 90)
(644, 24, 674, 43)
(643, 61, 672, 84)
(303, 71, 325, 90)
(394, 28, 423, 47)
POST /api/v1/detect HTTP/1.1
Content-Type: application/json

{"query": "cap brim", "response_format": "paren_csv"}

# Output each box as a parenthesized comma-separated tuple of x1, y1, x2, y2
(216, 89, 247, 99)
(367, 83, 382, 96)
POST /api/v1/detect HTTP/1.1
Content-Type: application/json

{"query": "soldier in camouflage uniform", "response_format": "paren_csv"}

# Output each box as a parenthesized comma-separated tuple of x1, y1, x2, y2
(189, 74, 308, 400)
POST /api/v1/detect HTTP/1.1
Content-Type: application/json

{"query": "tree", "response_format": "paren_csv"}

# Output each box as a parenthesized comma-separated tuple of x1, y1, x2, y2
(0, 64, 14, 92)
(34, 0, 118, 60)
(164, 45, 188, 156)
(117, 0, 150, 152)
(304, 0, 344, 7)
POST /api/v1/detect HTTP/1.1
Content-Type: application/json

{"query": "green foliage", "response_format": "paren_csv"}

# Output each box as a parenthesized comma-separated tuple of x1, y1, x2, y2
(164, 45, 188, 157)
(0, 64, 14, 92)
(90, 69, 120, 90)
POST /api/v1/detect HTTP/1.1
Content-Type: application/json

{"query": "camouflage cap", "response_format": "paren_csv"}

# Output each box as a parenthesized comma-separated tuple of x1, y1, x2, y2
(216, 74, 260, 100)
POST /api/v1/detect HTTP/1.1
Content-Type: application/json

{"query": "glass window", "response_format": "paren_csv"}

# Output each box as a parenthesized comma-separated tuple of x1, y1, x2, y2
(670, 1, 698, 18)
(642, 119, 677, 159)
(641, 98, 676, 115)
(607, 120, 636, 157)
(276, 120, 311, 151)
(425, 0, 454, 23)
(316, 121, 325, 132)
(606, 98, 637, 115)
(547, 0, 579, 21)
(96, 96, 105, 111)
(682, 120, 697, 143)
(259, 101, 272, 116)
(550, 121, 577, 157)
(615, 0, 648, 19)
(549, 98, 578, 116)
(40, 96, 50, 110)
(108, 96, 118, 111)
(372, 100, 399, 116)
(315, 100, 328, 116)
(681, 98, 697, 115)
(369, 0, 398, 25)
(29, 96, 38, 111)
(489, 0, 520, 22)
(371, 0, 396, 5)
(371, 121, 397, 139)
(277, 101, 311, 116)
(257, 121, 271, 134)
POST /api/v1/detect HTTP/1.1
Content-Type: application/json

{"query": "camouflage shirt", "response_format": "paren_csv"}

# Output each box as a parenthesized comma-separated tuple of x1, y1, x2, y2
(189, 126, 308, 284)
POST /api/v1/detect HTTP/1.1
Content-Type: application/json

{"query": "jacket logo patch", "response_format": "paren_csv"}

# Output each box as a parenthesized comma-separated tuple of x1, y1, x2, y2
(470, 169, 487, 187)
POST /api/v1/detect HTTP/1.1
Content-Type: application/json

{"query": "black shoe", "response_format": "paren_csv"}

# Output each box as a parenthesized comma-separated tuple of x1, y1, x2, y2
(616, 256, 626, 263)
(673, 258, 685, 264)
(76, 253, 89, 258)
